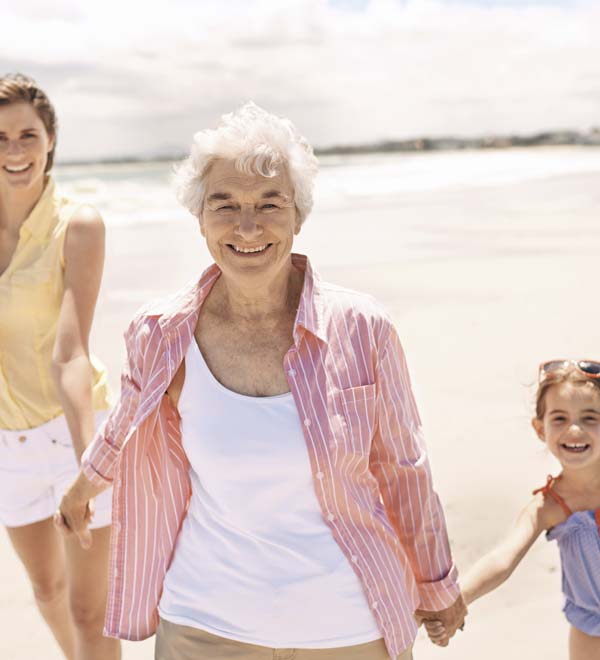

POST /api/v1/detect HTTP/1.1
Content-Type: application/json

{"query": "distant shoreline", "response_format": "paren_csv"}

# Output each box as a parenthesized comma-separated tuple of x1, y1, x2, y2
(57, 129, 600, 167)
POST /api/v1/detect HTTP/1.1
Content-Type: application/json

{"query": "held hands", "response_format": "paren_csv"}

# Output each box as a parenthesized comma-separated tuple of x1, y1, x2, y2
(422, 619, 451, 647)
(54, 474, 98, 550)
(415, 594, 467, 647)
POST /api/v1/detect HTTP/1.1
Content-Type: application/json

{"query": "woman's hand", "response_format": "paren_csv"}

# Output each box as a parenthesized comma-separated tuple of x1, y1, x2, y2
(54, 471, 104, 549)
(423, 619, 450, 647)
(415, 594, 467, 646)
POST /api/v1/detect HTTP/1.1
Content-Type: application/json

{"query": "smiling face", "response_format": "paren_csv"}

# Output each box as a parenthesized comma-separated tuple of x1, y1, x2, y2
(0, 102, 54, 192)
(533, 381, 600, 471)
(200, 158, 300, 286)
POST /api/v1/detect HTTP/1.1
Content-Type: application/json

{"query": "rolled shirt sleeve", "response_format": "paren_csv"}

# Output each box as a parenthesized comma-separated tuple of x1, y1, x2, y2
(370, 324, 460, 612)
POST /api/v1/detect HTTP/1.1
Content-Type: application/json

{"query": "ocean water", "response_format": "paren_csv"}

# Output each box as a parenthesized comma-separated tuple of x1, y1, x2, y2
(54, 146, 600, 229)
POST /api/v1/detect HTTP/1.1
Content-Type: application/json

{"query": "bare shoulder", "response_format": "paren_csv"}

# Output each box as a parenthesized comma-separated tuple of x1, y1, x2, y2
(64, 205, 105, 258)
(66, 205, 104, 241)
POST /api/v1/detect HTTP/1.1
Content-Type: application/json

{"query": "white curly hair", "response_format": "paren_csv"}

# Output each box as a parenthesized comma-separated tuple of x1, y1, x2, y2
(173, 102, 319, 225)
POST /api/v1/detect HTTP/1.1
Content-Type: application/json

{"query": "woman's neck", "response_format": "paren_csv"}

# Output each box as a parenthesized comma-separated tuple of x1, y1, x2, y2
(211, 265, 304, 323)
(0, 177, 46, 233)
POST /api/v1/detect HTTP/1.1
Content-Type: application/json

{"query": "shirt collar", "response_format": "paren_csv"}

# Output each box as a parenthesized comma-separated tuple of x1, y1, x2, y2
(155, 262, 221, 332)
(290, 253, 327, 345)
(155, 253, 327, 345)
(19, 177, 57, 241)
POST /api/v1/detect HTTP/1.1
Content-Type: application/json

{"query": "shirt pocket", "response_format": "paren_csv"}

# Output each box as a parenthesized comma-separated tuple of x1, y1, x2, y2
(333, 383, 377, 455)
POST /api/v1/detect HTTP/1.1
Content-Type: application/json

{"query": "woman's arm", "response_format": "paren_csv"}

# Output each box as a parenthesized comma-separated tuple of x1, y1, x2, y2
(55, 468, 107, 548)
(56, 312, 148, 548)
(51, 205, 105, 462)
(370, 325, 463, 619)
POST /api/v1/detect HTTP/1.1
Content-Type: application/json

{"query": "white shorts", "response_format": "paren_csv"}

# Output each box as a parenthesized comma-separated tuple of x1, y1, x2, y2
(0, 412, 112, 529)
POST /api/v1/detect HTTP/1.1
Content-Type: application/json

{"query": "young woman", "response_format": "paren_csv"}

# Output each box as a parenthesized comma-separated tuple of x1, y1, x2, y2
(0, 73, 119, 660)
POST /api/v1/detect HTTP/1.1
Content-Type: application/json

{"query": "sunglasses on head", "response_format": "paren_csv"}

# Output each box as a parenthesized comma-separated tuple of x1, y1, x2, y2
(538, 359, 600, 383)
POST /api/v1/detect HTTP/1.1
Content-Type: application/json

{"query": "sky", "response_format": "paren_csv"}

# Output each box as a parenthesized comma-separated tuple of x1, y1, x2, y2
(1, 0, 598, 162)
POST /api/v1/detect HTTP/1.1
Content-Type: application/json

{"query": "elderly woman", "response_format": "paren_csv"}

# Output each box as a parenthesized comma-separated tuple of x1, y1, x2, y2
(58, 103, 465, 660)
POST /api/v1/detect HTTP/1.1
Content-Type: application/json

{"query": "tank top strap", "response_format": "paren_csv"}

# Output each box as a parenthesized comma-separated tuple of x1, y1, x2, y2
(532, 475, 573, 517)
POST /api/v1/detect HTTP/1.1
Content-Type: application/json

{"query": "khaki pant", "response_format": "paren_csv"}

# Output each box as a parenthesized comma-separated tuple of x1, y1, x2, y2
(155, 619, 413, 660)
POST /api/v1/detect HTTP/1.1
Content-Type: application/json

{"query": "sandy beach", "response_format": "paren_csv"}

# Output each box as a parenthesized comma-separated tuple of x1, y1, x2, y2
(1, 149, 598, 659)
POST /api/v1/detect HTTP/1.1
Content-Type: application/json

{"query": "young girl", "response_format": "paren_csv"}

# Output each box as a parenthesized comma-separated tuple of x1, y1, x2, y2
(425, 359, 600, 659)
(0, 74, 119, 659)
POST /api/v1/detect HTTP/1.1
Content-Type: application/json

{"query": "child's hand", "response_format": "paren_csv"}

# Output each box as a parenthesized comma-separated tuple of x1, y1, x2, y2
(423, 619, 451, 647)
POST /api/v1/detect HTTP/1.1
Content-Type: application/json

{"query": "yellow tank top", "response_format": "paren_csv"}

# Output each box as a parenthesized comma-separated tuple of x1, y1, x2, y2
(0, 178, 111, 430)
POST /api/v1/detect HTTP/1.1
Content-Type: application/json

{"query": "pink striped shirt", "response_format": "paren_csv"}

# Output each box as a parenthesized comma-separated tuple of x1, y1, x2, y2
(82, 254, 459, 658)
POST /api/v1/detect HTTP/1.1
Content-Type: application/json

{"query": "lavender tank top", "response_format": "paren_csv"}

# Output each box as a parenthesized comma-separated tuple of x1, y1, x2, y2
(548, 511, 600, 635)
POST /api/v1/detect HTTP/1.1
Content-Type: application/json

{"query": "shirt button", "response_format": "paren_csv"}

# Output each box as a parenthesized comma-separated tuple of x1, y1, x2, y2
(288, 368, 297, 377)
(18, 435, 26, 443)
(372, 601, 379, 610)
(303, 418, 311, 428)
(327, 513, 335, 522)
(51, 439, 57, 445)
(351, 555, 358, 563)
(316, 471, 324, 480)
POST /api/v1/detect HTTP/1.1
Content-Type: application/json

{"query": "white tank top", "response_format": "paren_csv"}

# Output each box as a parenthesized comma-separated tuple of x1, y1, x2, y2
(158, 339, 381, 648)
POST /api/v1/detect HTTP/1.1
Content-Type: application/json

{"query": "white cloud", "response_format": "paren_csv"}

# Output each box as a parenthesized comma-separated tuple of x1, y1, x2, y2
(2, 0, 599, 161)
